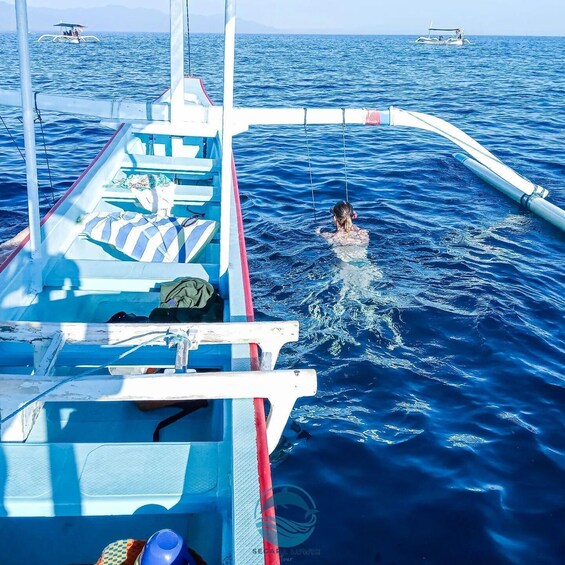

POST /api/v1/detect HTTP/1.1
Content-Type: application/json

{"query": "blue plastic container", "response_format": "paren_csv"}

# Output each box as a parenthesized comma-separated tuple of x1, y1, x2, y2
(136, 530, 197, 565)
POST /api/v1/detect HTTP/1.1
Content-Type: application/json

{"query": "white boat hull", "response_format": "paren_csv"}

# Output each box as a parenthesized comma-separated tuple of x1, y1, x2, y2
(0, 76, 316, 565)
(38, 34, 100, 43)
(415, 37, 468, 46)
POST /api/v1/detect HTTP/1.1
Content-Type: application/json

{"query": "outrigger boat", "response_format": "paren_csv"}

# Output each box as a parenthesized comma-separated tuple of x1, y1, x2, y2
(38, 22, 100, 44)
(415, 27, 469, 46)
(1, 0, 565, 564)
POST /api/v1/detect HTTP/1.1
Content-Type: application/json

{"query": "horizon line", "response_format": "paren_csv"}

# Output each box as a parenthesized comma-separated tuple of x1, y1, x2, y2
(1, 30, 564, 38)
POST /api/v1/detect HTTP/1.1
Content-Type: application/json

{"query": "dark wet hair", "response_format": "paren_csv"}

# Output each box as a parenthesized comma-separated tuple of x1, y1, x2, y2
(331, 201, 356, 232)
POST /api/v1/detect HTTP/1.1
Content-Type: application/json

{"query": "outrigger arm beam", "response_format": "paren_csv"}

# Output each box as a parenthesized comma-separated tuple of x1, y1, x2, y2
(0, 89, 174, 121)
(1, 86, 562, 231)
(234, 106, 565, 232)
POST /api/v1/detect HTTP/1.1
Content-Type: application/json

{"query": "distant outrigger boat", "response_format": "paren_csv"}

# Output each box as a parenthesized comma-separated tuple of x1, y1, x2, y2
(1, 0, 564, 563)
(415, 27, 469, 46)
(38, 22, 100, 44)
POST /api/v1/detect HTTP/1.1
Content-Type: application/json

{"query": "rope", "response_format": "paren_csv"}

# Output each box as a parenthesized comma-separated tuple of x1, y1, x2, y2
(342, 108, 349, 202)
(164, 329, 192, 349)
(34, 93, 56, 206)
(185, 0, 192, 76)
(0, 114, 26, 162)
(0, 332, 165, 426)
(304, 108, 317, 222)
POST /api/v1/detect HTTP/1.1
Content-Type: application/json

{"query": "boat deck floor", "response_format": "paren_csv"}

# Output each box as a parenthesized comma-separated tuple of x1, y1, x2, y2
(1, 397, 227, 516)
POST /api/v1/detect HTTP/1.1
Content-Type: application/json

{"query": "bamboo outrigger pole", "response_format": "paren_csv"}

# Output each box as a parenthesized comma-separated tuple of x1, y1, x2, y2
(219, 0, 236, 278)
(14, 0, 42, 292)
(169, 0, 185, 123)
(455, 153, 565, 231)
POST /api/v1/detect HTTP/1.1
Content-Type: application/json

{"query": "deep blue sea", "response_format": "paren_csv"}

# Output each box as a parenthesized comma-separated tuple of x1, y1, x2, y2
(0, 33, 564, 564)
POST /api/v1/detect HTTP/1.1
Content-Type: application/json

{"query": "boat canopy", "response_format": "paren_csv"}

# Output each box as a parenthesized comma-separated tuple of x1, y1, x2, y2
(38, 21, 99, 42)
(53, 22, 85, 28)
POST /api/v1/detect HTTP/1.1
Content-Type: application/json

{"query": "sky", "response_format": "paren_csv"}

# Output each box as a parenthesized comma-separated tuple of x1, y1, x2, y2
(13, 0, 565, 36)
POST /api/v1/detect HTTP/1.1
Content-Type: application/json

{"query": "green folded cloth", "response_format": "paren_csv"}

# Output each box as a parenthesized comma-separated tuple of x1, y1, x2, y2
(159, 277, 215, 309)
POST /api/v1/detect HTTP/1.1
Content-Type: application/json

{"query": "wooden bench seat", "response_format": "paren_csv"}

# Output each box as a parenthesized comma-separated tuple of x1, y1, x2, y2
(121, 154, 219, 174)
(45, 259, 220, 291)
(102, 183, 218, 203)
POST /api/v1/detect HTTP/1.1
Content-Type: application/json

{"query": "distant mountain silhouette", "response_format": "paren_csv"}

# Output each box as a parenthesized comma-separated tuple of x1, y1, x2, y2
(0, 1, 280, 33)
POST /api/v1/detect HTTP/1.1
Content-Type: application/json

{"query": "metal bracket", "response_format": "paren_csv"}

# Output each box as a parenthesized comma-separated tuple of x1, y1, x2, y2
(165, 328, 200, 371)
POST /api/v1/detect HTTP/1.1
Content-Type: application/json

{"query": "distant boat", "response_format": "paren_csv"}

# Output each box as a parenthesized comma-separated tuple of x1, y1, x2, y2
(415, 27, 470, 46)
(38, 22, 100, 44)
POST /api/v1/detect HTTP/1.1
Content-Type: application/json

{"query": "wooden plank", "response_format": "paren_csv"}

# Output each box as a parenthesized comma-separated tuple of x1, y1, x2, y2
(102, 183, 218, 203)
(0, 320, 298, 377)
(117, 120, 220, 138)
(0, 320, 299, 348)
(0, 89, 173, 121)
(234, 107, 378, 126)
(1, 331, 66, 442)
(33, 331, 65, 377)
(0, 369, 317, 403)
(0, 368, 317, 452)
(121, 154, 219, 174)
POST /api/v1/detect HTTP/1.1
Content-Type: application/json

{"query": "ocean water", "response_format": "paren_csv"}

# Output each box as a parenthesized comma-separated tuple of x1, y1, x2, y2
(0, 32, 564, 564)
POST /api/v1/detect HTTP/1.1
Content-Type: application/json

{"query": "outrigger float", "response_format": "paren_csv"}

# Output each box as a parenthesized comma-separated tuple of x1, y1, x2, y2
(38, 22, 100, 44)
(1, 0, 564, 564)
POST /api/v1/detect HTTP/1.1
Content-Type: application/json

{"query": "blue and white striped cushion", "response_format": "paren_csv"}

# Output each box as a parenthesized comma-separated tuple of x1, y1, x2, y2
(83, 212, 216, 263)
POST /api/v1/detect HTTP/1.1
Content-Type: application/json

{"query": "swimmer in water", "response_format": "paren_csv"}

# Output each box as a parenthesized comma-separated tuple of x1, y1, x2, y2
(318, 201, 369, 262)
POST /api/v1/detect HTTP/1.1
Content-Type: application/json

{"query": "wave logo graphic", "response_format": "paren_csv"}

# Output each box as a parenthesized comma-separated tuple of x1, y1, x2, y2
(255, 484, 318, 548)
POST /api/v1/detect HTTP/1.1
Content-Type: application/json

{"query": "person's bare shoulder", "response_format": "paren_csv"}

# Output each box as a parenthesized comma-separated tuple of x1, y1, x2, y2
(356, 228, 369, 245)
(333, 228, 369, 246)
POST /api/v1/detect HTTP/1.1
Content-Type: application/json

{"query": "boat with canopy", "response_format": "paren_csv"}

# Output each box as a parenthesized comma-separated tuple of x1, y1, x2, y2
(415, 27, 470, 46)
(38, 22, 100, 43)
(1, 0, 564, 564)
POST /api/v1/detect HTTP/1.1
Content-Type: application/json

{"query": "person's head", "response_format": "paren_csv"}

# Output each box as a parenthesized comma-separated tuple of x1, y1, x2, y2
(331, 201, 357, 233)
